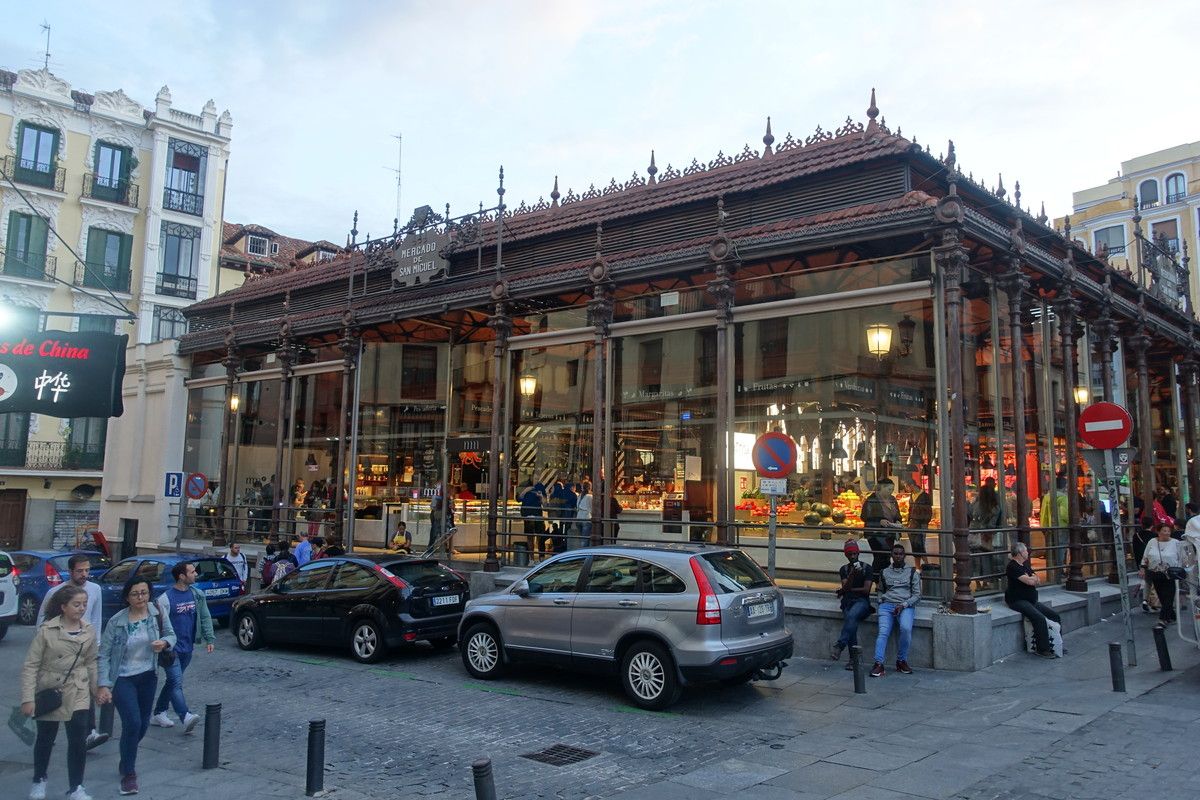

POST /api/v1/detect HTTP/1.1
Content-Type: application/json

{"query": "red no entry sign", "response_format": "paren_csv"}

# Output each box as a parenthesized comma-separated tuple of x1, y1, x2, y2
(1078, 402, 1133, 450)
(752, 432, 797, 478)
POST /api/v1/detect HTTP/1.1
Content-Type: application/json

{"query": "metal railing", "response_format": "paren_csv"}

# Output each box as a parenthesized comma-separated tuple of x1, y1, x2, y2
(5, 441, 106, 470)
(156, 271, 198, 298)
(1, 246, 57, 282)
(82, 173, 139, 208)
(1166, 191, 1187, 204)
(75, 259, 131, 293)
(162, 186, 203, 215)
(2, 154, 65, 192)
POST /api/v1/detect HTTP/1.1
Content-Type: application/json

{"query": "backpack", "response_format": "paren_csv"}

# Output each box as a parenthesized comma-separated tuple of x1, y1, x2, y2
(271, 558, 296, 584)
(261, 558, 275, 585)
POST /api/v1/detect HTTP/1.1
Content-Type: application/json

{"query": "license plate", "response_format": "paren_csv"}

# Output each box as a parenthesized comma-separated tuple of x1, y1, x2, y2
(431, 595, 459, 607)
(747, 601, 774, 619)
(204, 587, 230, 598)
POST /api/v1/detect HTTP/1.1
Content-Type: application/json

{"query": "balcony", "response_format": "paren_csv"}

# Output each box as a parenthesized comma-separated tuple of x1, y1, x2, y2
(2, 154, 65, 192)
(75, 259, 131, 293)
(1, 247, 57, 282)
(82, 173, 139, 208)
(1166, 191, 1187, 204)
(1102, 243, 1126, 255)
(162, 186, 203, 215)
(0, 440, 105, 470)
(156, 271, 198, 299)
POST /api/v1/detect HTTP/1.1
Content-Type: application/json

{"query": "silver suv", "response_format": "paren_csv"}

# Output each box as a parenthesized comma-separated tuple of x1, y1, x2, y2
(458, 544, 793, 709)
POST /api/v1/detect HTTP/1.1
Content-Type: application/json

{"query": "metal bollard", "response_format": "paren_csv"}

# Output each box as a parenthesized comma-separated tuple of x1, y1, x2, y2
(472, 757, 498, 800)
(850, 645, 866, 694)
(98, 702, 114, 736)
(306, 719, 325, 797)
(1108, 642, 1126, 692)
(202, 703, 221, 769)
(1152, 625, 1173, 671)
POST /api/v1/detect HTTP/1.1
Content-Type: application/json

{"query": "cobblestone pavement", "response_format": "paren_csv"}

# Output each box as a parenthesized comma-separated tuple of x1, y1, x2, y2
(1, 607, 1196, 799)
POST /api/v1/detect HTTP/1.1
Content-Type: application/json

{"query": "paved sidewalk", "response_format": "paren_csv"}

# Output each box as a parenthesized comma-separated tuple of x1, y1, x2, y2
(0, 605, 1195, 799)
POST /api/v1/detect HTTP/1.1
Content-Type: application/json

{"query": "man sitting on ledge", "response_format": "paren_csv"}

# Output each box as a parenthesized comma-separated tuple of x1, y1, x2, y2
(1005, 541, 1059, 658)
(870, 544, 920, 677)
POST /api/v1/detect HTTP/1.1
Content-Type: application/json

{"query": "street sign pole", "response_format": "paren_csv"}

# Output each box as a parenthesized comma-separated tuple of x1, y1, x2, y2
(1104, 447, 1137, 666)
(767, 494, 778, 580)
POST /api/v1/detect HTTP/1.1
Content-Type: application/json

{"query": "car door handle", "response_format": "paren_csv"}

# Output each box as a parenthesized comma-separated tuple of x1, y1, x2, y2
(553, 598, 571, 606)
(618, 600, 639, 607)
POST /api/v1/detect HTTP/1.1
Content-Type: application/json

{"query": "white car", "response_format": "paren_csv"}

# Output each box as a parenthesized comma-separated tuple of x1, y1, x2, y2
(0, 550, 19, 640)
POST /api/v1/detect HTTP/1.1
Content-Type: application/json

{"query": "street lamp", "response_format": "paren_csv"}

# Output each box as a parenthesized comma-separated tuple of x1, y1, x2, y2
(1072, 386, 1089, 405)
(229, 393, 240, 413)
(518, 373, 538, 398)
(865, 323, 892, 359)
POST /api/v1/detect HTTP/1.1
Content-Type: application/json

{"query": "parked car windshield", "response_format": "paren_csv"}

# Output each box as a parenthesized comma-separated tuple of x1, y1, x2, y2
(385, 561, 458, 585)
(701, 551, 773, 593)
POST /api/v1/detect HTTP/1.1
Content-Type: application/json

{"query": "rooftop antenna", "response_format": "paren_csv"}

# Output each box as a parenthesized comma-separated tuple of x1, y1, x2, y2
(40, 21, 51, 70)
(383, 133, 402, 230)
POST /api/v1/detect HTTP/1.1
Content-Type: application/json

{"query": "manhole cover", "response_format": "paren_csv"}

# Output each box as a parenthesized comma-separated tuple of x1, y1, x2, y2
(521, 744, 599, 767)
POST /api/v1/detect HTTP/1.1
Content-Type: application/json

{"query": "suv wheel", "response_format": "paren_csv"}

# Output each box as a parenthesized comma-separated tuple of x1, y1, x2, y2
(461, 622, 505, 679)
(234, 612, 264, 650)
(18, 594, 39, 626)
(350, 619, 387, 664)
(621, 641, 682, 710)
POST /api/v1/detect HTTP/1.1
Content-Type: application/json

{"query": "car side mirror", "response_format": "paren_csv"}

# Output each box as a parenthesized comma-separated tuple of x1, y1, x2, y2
(512, 579, 530, 597)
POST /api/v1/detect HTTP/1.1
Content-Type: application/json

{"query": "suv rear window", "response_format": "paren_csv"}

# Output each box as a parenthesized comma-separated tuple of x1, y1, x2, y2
(701, 551, 773, 594)
(386, 561, 459, 585)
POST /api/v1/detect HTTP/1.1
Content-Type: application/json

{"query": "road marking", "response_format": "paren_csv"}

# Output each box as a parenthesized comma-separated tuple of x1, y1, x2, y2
(369, 668, 418, 680)
(463, 682, 525, 697)
(613, 704, 680, 717)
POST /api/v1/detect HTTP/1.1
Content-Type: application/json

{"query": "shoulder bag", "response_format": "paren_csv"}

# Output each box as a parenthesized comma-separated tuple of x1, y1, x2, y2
(33, 639, 82, 717)
(156, 611, 176, 668)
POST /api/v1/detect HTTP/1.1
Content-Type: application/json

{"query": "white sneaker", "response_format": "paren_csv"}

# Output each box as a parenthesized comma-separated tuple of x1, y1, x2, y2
(149, 712, 174, 728)
(29, 779, 46, 800)
(66, 787, 92, 800)
(181, 712, 200, 734)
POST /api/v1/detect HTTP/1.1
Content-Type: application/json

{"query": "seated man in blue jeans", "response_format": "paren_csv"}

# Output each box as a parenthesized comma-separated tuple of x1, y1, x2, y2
(830, 539, 874, 669)
(871, 544, 921, 677)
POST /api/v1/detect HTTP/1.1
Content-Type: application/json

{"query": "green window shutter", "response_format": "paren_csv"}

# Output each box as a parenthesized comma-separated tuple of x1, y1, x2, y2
(4, 211, 18, 254)
(118, 232, 133, 270)
(29, 216, 47, 258)
(85, 228, 105, 285)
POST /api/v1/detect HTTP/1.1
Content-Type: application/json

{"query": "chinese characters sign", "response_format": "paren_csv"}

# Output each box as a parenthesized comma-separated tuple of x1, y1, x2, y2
(0, 330, 128, 418)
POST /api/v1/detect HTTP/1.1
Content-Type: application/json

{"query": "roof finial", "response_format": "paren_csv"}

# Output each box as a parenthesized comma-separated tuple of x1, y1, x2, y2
(393, 217, 399, 235)
(1014, 180, 1021, 210)
(865, 88, 879, 134)
(647, 151, 658, 185)
(945, 139, 956, 175)
(497, 165, 505, 209)
(1037, 201, 1048, 224)
(762, 117, 775, 156)
(550, 175, 560, 207)
(995, 174, 1006, 201)
(350, 210, 359, 245)
(1063, 214, 1071, 240)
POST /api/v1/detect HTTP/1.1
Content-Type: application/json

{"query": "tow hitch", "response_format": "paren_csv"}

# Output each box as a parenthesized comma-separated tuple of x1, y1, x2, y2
(752, 661, 787, 681)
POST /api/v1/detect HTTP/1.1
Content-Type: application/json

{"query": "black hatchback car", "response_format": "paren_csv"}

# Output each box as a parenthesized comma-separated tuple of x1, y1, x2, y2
(230, 555, 469, 663)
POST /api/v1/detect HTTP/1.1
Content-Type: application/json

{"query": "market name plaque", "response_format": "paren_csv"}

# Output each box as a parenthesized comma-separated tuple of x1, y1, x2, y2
(391, 231, 449, 288)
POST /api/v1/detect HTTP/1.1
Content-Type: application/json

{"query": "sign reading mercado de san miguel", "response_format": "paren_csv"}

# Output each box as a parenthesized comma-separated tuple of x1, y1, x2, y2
(391, 228, 450, 289)
(0, 330, 128, 418)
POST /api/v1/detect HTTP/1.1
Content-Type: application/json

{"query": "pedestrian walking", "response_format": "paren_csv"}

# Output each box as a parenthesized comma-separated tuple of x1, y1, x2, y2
(149, 562, 215, 734)
(293, 530, 313, 566)
(36, 554, 109, 750)
(97, 578, 176, 796)
(1140, 523, 1184, 627)
(258, 543, 277, 587)
(518, 480, 547, 559)
(830, 539, 874, 669)
(21, 585, 99, 800)
(225, 542, 248, 585)
(271, 541, 298, 585)
(576, 482, 593, 548)
(870, 544, 921, 678)
(1004, 542, 1061, 658)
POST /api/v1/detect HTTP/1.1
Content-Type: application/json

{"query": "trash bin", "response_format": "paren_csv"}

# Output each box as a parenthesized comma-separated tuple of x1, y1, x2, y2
(512, 541, 530, 568)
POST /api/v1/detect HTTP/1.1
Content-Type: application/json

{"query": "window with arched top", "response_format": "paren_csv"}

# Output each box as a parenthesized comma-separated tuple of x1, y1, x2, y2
(1165, 173, 1186, 204)
(1138, 179, 1159, 208)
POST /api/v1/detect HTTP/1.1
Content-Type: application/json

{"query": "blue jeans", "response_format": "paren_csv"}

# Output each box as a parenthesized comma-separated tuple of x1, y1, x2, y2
(153, 649, 193, 719)
(112, 669, 157, 776)
(873, 603, 915, 663)
(837, 598, 872, 649)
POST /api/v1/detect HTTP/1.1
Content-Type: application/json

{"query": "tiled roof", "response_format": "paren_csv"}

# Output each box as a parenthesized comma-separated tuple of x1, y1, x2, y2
(189, 123, 916, 314)
(219, 222, 339, 274)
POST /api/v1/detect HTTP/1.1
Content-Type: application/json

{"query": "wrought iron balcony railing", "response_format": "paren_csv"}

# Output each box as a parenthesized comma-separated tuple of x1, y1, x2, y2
(3, 440, 106, 470)
(82, 173, 139, 208)
(1166, 191, 1187, 204)
(1, 246, 57, 282)
(1102, 243, 1126, 255)
(156, 271, 198, 299)
(75, 259, 131, 293)
(2, 154, 65, 192)
(162, 186, 203, 215)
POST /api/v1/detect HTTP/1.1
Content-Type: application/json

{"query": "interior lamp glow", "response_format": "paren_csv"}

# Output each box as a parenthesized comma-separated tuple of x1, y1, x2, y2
(518, 373, 538, 398)
(866, 323, 892, 358)
(1072, 386, 1089, 405)
(229, 393, 240, 413)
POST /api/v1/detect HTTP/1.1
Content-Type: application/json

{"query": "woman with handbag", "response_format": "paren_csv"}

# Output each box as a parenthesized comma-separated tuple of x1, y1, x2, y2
(1140, 523, 1184, 628)
(20, 585, 98, 800)
(96, 578, 176, 796)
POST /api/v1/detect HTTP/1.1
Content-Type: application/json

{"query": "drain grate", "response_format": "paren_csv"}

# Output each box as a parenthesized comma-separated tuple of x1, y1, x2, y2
(520, 744, 600, 767)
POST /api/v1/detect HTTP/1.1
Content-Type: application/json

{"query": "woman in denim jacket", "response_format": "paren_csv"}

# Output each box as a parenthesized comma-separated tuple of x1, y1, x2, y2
(96, 578, 176, 796)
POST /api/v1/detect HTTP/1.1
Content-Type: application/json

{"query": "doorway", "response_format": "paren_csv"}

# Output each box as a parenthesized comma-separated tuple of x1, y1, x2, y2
(0, 489, 27, 549)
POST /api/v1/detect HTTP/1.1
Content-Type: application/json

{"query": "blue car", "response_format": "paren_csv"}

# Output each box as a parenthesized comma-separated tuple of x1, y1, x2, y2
(95, 554, 245, 625)
(9, 550, 113, 626)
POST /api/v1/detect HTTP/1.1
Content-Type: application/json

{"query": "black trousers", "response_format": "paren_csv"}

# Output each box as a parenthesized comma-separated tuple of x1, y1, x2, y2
(1149, 572, 1177, 623)
(34, 708, 88, 790)
(1008, 598, 1061, 652)
(866, 533, 894, 574)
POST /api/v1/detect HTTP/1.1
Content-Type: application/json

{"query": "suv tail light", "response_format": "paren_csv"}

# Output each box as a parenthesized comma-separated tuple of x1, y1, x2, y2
(376, 565, 410, 590)
(689, 557, 721, 625)
(45, 562, 63, 586)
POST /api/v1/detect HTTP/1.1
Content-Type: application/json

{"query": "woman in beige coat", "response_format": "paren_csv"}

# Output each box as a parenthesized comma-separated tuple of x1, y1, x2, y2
(20, 584, 99, 800)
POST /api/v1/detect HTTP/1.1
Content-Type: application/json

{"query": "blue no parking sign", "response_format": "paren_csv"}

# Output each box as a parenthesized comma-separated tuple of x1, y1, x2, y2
(751, 432, 797, 478)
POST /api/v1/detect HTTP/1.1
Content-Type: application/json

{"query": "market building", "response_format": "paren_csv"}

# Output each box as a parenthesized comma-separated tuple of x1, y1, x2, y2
(164, 92, 1195, 663)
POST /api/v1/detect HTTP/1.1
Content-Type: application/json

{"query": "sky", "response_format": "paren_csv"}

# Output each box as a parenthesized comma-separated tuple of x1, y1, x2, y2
(5, 0, 1198, 245)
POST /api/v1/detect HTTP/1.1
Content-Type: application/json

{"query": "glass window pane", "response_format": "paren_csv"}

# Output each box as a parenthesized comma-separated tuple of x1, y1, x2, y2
(527, 557, 585, 593)
(331, 563, 378, 590)
(581, 556, 641, 593)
